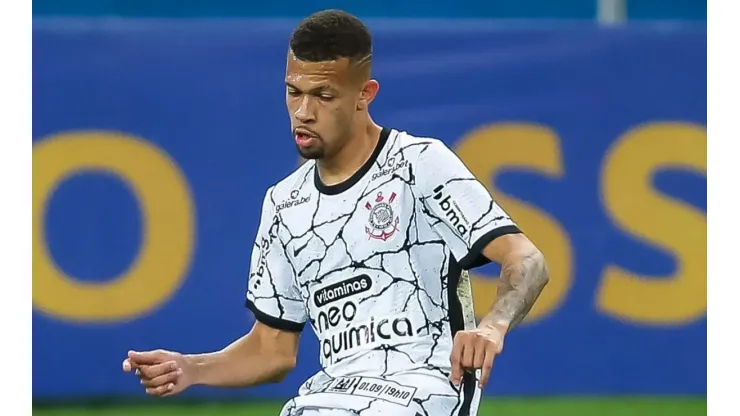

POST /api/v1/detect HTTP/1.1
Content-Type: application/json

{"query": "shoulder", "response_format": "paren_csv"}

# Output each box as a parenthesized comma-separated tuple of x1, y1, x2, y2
(382, 130, 460, 184)
(386, 130, 455, 164)
(387, 130, 474, 194)
(262, 159, 316, 210)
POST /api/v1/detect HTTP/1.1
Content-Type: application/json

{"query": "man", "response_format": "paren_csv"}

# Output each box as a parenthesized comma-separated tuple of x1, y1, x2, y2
(123, 9, 549, 416)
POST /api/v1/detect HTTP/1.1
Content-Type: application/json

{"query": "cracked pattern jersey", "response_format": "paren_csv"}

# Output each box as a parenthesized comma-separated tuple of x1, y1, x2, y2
(246, 128, 521, 416)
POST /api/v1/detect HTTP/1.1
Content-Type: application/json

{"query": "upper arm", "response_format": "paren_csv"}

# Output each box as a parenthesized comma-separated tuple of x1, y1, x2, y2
(245, 188, 308, 332)
(481, 232, 543, 266)
(248, 320, 301, 362)
(416, 139, 522, 269)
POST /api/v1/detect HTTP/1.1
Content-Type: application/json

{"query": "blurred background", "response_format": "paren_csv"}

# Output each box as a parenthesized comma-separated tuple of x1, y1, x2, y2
(32, 0, 707, 415)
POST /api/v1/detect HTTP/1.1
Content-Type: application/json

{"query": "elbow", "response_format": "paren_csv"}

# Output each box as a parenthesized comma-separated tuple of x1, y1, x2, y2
(532, 249, 550, 289)
(280, 355, 298, 375)
(267, 355, 297, 383)
(511, 244, 549, 289)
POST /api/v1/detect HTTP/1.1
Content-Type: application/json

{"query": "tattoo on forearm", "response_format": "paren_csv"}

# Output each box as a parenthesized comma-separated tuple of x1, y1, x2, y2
(485, 251, 549, 329)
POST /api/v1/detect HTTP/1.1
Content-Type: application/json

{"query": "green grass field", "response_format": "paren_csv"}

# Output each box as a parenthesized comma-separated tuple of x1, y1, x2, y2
(33, 398, 706, 416)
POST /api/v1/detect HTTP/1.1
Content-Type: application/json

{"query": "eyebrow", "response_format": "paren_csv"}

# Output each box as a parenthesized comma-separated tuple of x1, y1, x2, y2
(285, 82, 335, 94)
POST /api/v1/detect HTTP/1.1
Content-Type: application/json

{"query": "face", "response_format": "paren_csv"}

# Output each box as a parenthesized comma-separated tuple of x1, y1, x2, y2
(285, 51, 376, 160)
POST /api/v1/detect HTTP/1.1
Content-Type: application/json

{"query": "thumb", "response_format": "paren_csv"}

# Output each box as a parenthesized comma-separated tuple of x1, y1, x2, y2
(122, 358, 136, 372)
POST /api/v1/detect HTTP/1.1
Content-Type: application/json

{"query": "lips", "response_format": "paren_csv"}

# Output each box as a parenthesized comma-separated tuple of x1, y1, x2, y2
(294, 128, 319, 146)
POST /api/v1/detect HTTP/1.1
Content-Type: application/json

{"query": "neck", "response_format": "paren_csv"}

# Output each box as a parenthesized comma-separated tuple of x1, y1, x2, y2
(317, 118, 382, 186)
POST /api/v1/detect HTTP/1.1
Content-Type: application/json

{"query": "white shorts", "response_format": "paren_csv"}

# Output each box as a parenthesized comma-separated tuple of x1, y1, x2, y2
(279, 371, 481, 416)
(285, 410, 357, 416)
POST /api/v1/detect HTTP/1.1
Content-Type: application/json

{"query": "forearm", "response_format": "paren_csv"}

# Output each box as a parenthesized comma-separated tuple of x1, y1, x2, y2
(186, 333, 296, 388)
(480, 249, 549, 330)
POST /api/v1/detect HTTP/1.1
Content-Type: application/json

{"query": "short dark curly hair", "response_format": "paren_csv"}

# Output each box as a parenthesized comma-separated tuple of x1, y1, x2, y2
(289, 9, 372, 67)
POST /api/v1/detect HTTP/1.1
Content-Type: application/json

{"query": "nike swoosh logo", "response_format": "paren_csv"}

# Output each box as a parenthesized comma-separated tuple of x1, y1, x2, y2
(293, 241, 309, 257)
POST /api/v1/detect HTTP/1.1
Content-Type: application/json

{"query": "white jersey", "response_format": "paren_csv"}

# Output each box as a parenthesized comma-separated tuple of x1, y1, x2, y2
(246, 128, 520, 416)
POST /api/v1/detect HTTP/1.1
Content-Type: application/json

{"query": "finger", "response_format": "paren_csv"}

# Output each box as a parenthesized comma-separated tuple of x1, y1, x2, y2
(139, 361, 179, 379)
(141, 369, 182, 388)
(479, 348, 497, 388)
(461, 338, 475, 368)
(146, 383, 175, 397)
(122, 358, 137, 372)
(128, 350, 167, 366)
(472, 338, 487, 369)
(449, 336, 464, 386)
(125, 359, 145, 372)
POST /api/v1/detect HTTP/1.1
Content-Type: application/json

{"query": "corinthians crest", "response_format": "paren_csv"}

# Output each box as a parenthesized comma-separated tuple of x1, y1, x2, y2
(365, 191, 400, 241)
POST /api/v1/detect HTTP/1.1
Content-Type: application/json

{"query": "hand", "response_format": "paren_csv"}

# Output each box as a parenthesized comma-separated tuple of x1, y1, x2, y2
(449, 325, 506, 388)
(122, 349, 193, 397)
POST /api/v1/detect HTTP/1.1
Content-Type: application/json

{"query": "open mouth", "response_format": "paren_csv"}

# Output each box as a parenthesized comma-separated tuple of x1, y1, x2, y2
(294, 128, 319, 146)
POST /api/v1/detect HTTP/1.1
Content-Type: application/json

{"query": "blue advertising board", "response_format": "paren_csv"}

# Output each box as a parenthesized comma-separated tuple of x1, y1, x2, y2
(32, 19, 707, 399)
(32, 0, 707, 20)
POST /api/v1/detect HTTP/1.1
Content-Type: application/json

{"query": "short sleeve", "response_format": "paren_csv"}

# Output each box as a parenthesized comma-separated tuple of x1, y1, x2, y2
(245, 188, 307, 332)
(416, 139, 521, 269)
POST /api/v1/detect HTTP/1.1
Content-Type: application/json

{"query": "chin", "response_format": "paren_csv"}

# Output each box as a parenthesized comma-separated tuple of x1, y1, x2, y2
(297, 145, 325, 160)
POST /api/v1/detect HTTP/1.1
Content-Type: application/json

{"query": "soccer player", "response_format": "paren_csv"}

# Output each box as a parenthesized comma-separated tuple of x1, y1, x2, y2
(122, 9, 549, 416)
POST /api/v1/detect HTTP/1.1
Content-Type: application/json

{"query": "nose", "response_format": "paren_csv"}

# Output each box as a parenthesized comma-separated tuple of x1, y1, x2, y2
(294, 96, 316, 124)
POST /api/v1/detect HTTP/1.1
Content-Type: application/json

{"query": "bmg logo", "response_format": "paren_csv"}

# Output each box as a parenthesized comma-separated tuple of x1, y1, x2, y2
(432, 184, 469, 236)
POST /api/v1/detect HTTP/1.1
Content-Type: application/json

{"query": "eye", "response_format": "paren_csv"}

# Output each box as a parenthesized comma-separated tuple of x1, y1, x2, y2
(287, 89, 301, 97)
(318, 94, 335, 102)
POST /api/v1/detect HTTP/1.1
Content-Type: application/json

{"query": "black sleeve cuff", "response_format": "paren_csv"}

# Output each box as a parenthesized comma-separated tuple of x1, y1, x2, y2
(245, 299, 305, 333)
(457, 225, 522, 270)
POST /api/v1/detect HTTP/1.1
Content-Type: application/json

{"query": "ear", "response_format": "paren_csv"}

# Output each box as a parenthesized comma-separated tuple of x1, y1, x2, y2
(357, 79, 380, 111)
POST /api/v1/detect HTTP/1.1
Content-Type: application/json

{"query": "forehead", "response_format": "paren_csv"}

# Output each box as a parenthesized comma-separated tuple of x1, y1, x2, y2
(285, 52, 353, 87)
